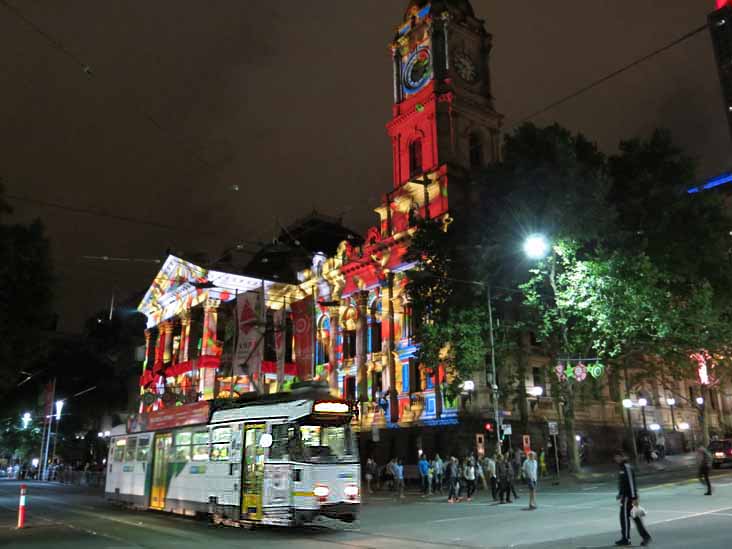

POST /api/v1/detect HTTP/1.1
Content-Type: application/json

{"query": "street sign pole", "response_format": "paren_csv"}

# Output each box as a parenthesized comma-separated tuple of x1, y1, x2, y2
(548, 421, 560, 485)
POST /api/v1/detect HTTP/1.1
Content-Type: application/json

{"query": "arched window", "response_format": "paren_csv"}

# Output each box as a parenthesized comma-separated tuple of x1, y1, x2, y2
(469, 132, 483, 169)
(370, 299, 382, 353)
(315, 315, 330, 365)
(409, 138, 423, 177)
(342, 307, 358, 360)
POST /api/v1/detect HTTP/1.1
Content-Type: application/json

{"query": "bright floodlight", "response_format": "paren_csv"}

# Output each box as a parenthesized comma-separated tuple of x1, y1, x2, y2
(649, 423, 661, 432)
(678, 422, 690, 431)
(696, 396, 705, 405)
(523, 234, 550, 260)
(622, 399, 633, 409)
(55, 400, 65, 421)
(666, 398, 676, 406)
(461, 380, 475, 392)
(528, 386, 544, 397)
(638, 398, 648, 407)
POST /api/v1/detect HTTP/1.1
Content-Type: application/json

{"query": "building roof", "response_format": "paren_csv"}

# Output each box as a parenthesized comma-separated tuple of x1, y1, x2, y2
(137, 255, 278, 329)
(243, 211, 362, 284)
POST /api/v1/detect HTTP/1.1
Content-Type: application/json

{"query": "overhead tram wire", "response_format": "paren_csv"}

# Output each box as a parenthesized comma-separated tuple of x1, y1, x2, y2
(509, 22, 710, 128)
(0, 0, 220, 174)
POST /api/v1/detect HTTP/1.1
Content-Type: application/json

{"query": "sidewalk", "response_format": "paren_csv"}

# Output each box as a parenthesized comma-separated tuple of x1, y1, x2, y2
(572, 452, 697, 483)
(363, 453, 701, 504)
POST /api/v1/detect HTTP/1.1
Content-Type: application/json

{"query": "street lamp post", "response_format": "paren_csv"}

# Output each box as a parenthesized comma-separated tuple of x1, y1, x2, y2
(51, 400, 65, 466)
(622, 398, 639, 463)
(666, 398, 677, 431)
(486, 284, 502, 455)
(638, 398, 648, 431)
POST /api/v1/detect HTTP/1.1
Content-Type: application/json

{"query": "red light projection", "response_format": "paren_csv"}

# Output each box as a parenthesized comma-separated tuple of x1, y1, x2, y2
(718, 0, 731, 9)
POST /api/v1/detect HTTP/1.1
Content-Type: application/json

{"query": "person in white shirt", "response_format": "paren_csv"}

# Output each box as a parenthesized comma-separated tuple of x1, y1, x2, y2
(522, 451, 539, 510)
(463, 458, 477, 501)
(485, 455, 497, 501)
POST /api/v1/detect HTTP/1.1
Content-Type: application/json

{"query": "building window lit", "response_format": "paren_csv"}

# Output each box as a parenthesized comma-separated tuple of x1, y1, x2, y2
(315, 315, 330, 365)
(370, 300, 382, 353)
(343, 330, 357, 360)
(344, 376, 356, 401)
(409, 358, 422, 393)
(409, 138, 423, 177)
(469, 132, 483, 169)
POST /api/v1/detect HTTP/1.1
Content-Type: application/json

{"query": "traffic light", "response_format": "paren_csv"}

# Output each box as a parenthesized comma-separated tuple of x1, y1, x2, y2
(484, 421, 495, 433)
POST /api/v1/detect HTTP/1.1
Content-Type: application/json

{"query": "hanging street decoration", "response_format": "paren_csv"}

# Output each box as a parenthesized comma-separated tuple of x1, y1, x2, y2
(555, 359, 604, 382)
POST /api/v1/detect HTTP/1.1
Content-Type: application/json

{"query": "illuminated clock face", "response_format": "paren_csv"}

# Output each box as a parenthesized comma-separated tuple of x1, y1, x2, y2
(453, 51, 477, 83)
(402, 47, 433, 94)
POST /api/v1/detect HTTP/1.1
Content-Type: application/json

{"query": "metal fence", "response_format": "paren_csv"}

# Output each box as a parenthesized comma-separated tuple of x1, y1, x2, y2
(47, 469, 106, 488)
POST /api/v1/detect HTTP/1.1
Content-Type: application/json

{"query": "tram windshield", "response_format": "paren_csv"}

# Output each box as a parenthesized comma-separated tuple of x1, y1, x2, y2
(277, 423, 358, 463)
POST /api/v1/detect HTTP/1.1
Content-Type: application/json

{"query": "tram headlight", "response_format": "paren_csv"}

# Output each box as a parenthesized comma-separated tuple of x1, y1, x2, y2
(344, 484, 359, 500)
(314, 484, 330, 501)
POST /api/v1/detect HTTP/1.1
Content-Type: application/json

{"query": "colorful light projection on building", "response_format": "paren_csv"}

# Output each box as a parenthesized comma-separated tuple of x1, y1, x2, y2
(691, 351, 714, 385)
(138, 255, 276, 328)
(717, 0, 731, 10)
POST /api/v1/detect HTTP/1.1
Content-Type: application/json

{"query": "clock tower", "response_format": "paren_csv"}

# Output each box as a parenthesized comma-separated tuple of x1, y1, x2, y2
(387, 0, 503, 205)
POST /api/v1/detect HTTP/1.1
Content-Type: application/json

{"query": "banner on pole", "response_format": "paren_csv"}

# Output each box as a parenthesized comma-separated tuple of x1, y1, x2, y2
(274, 308, 286, 384)
(234, 291, 264, 377)
(291, 295, 314, 380)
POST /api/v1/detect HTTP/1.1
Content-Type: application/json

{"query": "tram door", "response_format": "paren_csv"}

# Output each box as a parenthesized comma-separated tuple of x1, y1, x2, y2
(150, 433, 172, 510)
(242, 424, 266, 521)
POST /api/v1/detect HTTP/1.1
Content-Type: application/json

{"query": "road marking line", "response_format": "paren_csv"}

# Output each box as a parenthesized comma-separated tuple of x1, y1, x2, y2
(648, 505, 732, 525)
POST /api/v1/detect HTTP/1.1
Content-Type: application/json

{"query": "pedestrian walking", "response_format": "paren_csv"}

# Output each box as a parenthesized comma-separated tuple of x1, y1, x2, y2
(697, 446, 713, 496)
(447, 456, 460, 503)
(496, 454, 513, 504)
(385, 458, 396, 491)
(394, 459, 405, 499)
(539, 448, 548, 479)
(433, 454, 444, 494)
(464, 458, 477, 501)
(522, 451, 538, 510)
(419, 454, 430, 495)
(477, 456, 488, 491)
(613, 450, 652, 547)
(365, 457, 378, 494)
(486, 454, 498, 501)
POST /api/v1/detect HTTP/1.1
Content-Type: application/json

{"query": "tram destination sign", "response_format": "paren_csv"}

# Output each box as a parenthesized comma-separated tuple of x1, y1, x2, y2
(127, 401, 210, 433)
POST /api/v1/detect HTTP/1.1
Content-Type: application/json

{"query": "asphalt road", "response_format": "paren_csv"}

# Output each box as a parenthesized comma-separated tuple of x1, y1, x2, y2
(1, 469, 731, 548)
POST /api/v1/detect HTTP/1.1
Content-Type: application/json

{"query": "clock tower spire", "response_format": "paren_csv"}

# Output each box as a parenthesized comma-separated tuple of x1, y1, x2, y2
(387, 1, 503, 191)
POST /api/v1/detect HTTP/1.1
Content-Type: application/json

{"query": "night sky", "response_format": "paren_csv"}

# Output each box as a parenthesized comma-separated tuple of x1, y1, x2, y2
(1, 1, 729, 332)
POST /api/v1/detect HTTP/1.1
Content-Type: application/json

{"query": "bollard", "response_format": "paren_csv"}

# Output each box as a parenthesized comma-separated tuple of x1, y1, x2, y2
(17, 484, 27, 529)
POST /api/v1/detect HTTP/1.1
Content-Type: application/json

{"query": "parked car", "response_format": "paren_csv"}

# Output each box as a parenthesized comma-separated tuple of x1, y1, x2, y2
(710, 439, 732, 468)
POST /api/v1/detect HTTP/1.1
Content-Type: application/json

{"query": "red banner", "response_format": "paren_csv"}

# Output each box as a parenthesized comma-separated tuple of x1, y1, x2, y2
(291, 295, 314, 380)
(127, 401, 210, 433)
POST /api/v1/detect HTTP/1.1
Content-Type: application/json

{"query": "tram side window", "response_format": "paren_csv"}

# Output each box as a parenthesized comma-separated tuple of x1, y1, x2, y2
(210, 426, 232, 461)
(113, 439, 126, 462)
(269, 423, 290, 460)
(124, 438, 138, 462)
(192, 431, 209, 461)
(174, 432, 192, 462)
(136, 437, 150, 461)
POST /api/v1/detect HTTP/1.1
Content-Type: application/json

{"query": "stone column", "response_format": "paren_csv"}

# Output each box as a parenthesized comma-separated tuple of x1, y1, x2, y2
(161, 321, 174, 366)
(178, 311, 191, 363)
(201, 299, 220, 356)
(142, 329, 152, 374)
(356, 291, 369, 405)
(200, 298, 220, 400)
(328, 306, 340, 396)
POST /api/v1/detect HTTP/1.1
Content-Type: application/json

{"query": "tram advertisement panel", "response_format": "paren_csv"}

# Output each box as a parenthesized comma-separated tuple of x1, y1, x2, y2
(127, 401, 210, 433)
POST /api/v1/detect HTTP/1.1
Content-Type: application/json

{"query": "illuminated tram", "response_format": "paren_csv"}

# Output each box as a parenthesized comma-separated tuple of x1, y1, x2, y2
(105, 388, 360, 527)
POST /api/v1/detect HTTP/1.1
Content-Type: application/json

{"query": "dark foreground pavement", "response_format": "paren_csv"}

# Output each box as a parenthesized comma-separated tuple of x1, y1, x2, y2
(2, 468, 732, 548)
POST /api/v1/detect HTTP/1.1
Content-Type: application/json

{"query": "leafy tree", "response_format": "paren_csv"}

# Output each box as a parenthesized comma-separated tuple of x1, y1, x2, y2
(480, 124, 611, 471)
(405, 218, 489, 418)
(607, 130, 732, 445)
(0, 181, 54, 396)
